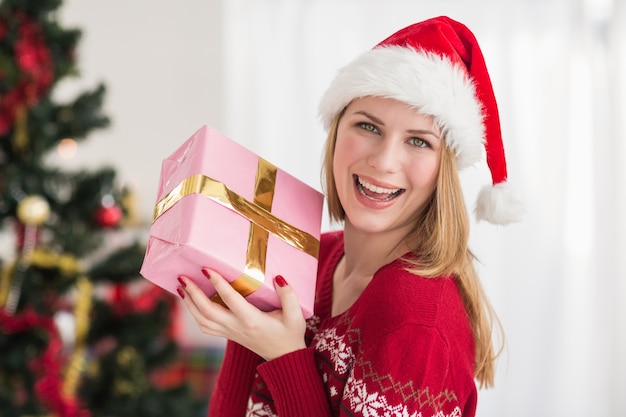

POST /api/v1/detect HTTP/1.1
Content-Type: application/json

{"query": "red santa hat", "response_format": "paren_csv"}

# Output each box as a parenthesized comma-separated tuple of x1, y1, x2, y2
(319, 16, 523, 225)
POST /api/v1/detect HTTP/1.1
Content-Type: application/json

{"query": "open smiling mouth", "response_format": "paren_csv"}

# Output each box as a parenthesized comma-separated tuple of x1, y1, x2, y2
(354, 175, 405, 202)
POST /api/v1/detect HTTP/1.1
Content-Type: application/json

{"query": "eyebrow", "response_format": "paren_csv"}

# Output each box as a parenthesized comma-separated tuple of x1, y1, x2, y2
(353, 110, 441, 139)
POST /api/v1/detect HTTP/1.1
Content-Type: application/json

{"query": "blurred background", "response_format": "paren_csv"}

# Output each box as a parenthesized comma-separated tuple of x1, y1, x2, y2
(2, 0, 624, 416)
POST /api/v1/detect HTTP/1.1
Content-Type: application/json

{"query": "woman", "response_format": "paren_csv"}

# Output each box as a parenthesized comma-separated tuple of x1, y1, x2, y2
(177, 16, 523, 417)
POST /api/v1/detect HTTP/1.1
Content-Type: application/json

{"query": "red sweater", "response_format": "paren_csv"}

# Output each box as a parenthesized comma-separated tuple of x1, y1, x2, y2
(208, 231, 477, 416)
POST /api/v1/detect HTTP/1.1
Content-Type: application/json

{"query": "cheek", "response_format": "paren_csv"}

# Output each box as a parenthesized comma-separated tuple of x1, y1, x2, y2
(334, 132, 368, 165)
(332, 137, 360, 199)
(332, 148, 349, 192)
(410, 157, 440, 189)
(332, 135, 355, 175)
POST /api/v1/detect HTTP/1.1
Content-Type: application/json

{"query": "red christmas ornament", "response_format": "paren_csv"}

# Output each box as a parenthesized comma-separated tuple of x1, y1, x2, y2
(0, 12, 54, 135)
(93, 204, 123, 228)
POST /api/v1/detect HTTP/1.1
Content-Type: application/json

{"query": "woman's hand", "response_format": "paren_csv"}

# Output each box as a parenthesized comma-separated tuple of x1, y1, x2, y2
(177, 269, 307, 361)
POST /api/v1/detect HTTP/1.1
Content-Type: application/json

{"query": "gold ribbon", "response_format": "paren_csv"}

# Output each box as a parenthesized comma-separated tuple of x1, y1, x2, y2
(153, 157, 319, 301)
(0, 264, 13, 308)
(12, 105, 29, 153)
(1, 249, 80, 311)
(62, 276, 92, 398)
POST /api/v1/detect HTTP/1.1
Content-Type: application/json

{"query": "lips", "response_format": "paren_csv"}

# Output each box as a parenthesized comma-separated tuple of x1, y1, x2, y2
(354, 175, 405, 202)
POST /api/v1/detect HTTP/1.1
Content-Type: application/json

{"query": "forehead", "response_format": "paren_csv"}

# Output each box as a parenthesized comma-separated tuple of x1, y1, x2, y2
(344, 96, 440, 134)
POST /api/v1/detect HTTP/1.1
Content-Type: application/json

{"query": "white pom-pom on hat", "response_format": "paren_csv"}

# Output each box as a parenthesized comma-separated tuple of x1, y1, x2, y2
(475, 182, 525, 225)
(319, 16, 523, 225)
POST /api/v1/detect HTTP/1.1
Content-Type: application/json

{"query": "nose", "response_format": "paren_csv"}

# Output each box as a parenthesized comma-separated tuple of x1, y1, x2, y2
(367, 137, 400, 173)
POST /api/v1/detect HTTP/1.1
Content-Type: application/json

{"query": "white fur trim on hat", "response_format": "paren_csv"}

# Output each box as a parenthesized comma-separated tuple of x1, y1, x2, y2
(319, 45, 485, 169)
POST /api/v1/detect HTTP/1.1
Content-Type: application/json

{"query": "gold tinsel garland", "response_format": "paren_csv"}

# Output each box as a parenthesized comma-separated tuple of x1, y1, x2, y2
(62, 275, 92, 398)
(0, 263, 12, 308)
(12, 105, 29, 152)
(0, 248, 80, 306)
(114, 346, 149, 397)
(0, 248, 93, 406)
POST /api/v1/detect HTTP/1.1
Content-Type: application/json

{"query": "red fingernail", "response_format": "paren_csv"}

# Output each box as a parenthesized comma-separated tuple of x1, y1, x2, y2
(177, 287, 185, 299)
(275, 275, 287, 287)
(201, 268, 211, 279)
(177, 277, 186, 287)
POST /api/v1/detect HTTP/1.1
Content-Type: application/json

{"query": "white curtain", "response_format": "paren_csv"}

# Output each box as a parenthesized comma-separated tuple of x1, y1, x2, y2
(218, 0, 626, 416)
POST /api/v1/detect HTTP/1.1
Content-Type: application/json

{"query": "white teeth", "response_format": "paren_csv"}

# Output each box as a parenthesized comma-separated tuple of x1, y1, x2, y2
(357, 177, 399, 194)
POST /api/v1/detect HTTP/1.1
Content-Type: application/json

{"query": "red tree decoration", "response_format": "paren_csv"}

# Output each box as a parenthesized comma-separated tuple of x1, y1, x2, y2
(0, 12, 54, 135)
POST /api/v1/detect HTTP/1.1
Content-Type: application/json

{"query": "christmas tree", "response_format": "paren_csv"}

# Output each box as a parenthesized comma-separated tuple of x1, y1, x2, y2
(0, 0, 200, 416)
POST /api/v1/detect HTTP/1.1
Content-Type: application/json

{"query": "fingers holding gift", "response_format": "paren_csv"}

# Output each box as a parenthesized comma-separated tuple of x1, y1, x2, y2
(178, 269, 269, 337)
(201, 267, 253, 317)
(177, 275, 233, 337)
(273, 275, 306, 327)
(178, 271, 308, 360)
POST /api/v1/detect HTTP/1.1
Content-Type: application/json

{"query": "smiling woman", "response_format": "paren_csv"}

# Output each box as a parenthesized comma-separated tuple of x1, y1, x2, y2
(176, 15, 523, 417)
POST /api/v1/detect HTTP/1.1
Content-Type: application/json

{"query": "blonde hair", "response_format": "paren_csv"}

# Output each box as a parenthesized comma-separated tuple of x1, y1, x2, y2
(321, 112, 503, 388)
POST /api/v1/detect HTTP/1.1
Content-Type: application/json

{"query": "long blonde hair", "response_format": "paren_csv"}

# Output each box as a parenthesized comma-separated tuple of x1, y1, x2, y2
(321, 112, 503, 388)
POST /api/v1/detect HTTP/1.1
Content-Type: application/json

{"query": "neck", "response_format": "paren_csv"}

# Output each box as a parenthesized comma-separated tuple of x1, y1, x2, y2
(341, 222, 411, 280)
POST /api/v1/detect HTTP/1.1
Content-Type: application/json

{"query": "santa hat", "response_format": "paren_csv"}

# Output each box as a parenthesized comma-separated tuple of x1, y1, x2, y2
(319, 16, 523, 225)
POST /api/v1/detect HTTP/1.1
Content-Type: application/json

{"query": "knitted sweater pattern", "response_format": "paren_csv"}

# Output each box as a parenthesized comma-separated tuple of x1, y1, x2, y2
(208, 231, 477, 417)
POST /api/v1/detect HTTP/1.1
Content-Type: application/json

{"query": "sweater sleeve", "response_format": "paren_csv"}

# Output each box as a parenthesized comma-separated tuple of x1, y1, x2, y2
(208, 340, 264, 416)
(256, 347, 333, 416)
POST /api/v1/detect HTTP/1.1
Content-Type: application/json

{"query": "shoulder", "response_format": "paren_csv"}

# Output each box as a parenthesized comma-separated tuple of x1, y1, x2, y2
(317, 231, 344, 271)
(319, 230, 343, 256)
(353, 262, 473, 354)
(312, 231, 344, 319)
(366, 262, 466, 327)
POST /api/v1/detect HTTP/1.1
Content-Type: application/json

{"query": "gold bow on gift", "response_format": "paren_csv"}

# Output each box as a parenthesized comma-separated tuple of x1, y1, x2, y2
(152, 157, 320, 303)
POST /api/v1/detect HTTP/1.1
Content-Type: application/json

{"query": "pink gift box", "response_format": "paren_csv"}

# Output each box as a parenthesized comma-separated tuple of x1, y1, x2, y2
(140, 125, 324, 318)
